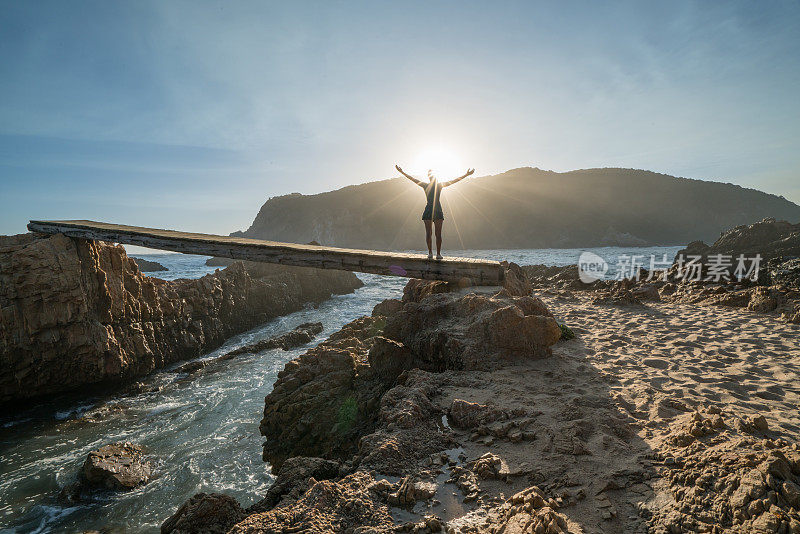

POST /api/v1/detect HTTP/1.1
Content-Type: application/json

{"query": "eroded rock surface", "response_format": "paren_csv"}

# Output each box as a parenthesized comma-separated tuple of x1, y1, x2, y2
(259, 275, 560, 473)
(385, 290, 560, 369)
(249, 456, 341, 513)
(161, 492, 246, 534)
(0, 233, 362, 403)
(83, 442, 152, 491)
(643, 408, 800, 534)
(228, 472, 394, 534)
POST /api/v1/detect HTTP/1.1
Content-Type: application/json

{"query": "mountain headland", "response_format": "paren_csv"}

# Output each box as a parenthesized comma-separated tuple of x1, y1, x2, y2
(236, 168, 800, 250)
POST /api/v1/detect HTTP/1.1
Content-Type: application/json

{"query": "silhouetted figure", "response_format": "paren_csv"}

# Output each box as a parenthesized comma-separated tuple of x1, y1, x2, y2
(395, 165, 475, 259)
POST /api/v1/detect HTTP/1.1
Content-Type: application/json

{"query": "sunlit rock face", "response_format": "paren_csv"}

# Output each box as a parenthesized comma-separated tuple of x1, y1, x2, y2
(0, 233, 362, 404)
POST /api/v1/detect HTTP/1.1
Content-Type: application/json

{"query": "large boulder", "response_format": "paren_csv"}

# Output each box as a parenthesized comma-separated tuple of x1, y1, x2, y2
(371, 298, 403, 317)
(367, 336, 415, 385)
(81, 442, 152, 491)
(259, 316, 387, 471)
(672, 217, 800, 279)
(384, 290, 560, 369)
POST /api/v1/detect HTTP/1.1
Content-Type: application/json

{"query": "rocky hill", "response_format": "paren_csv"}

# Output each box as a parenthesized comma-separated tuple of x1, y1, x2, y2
(237, 168, 800, 250)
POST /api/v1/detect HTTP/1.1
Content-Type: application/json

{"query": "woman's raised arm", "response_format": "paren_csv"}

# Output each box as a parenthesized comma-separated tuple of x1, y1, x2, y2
(443, 168, 475, 187)
(396, 165, 422, 185)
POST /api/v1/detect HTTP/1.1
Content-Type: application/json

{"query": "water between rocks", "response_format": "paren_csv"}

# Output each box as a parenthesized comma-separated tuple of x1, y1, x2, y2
(0, 246, 679, 533)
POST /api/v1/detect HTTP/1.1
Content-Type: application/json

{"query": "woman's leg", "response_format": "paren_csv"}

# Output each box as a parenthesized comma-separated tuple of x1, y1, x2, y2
(424, 220, 433, 255)
(434, 220, 443, 257)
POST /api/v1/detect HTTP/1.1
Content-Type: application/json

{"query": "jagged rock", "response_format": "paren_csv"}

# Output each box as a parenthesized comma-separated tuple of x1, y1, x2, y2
(448, 399, 506, 429)
(388, 476, 437, 506)
(482, 485, 574, 532)
(357, 370, 456, 475)
(367, 337, 415, 385)
(131, 257, 168, 272)
(748, 287, 780, 313)
(0, 233, 362, 403)
(402, 278, 455, 303)
(222, 322, 323, 358)
(738, 414, 771, 434)
(161, 492, 245, 534)
(500, 261, 534, 296)
(385, 289, 561, 369)
(372, 298, 403, 317)
(448, 465, 480, 501)
(249, 457, 341, 513)
(259, 316, 386, 471)
(644, 411, 800, 533)
(228, 472, 394, 533)
(632, 284, 661, 301)
(470, 452, 504, 480)
(81, 442, 152, 491)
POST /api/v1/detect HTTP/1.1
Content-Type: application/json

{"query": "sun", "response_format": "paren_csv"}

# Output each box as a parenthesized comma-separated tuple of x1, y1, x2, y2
(411, 147, 463, 179)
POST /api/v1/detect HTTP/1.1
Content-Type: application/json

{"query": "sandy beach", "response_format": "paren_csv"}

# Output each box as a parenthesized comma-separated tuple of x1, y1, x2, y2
(433, 291, 800, 532)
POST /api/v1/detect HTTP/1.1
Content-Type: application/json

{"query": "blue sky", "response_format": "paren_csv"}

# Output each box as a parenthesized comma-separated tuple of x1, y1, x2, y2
(1, 0, 799, 237)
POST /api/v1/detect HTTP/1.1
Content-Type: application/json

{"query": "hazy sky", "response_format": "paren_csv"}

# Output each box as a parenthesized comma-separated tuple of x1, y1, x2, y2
(1, 0, 799, 237)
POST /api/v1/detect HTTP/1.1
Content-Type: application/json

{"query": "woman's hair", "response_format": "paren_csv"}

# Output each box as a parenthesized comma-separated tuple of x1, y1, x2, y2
(427, 169, 435, 180)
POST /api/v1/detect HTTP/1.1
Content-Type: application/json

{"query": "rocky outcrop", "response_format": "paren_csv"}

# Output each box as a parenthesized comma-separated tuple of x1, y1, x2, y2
(161, 493, 246, 534)
(131, 257, 168, 272)
(224, 322, 323, 356)
(522, 218, 800, 322)
(259, 274, 560, 474)
(386, 288, 560, 370)
(675, 217, 800, 264)
(643, 408, 800, 534)
(482, 485, 574, 534)
(0, 233, 363, 404)
(174, 322, 326, 375)
(228, 472, 394, 533)
(61, 442, 153, 502)
(81, 442, 152, 490)
(248, 456, 341, 513)
(258, 315, 388, 471)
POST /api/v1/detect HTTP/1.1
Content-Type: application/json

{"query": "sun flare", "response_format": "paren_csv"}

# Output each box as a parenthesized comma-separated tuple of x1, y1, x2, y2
(411, 147, 464, 179)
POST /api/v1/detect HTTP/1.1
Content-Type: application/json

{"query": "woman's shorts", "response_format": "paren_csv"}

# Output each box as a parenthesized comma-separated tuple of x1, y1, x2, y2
(422, 205, 444, 221)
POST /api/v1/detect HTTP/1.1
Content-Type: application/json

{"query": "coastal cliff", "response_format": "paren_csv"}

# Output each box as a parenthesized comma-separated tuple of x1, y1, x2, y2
(0, 233, 363, 404)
